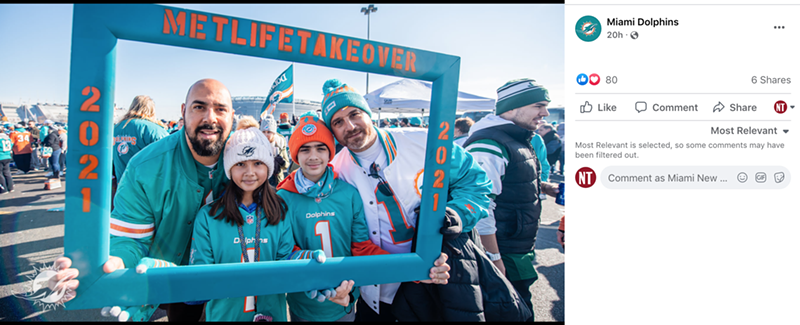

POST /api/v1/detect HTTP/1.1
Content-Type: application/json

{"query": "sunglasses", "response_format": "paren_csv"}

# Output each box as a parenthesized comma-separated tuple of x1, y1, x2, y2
(368, 162, 394, 197)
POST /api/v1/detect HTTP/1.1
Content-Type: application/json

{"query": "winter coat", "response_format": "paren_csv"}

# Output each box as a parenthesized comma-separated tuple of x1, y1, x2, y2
(391, 229, 533, 322)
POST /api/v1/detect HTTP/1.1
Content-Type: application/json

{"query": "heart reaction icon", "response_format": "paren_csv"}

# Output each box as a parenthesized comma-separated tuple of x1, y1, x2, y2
(589, 73, 600, 86)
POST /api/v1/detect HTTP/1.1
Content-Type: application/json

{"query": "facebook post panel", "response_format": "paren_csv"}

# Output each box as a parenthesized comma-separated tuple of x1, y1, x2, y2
(568, 1, 797, 324)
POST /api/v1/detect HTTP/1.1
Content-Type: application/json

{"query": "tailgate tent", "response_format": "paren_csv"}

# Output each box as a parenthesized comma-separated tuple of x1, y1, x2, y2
(364, 78, 496, 118)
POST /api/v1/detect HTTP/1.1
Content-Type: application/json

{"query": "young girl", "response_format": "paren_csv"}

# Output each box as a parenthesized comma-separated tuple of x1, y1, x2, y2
(189, 116, 351, 321)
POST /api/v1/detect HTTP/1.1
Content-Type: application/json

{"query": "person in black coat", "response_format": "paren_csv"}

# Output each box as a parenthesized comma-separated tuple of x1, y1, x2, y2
(42, 126, 63, 179)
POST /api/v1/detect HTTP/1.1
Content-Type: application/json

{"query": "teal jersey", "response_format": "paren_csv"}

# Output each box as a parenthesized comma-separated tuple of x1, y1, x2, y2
(113, 118, 169, 180)
(530, 133, 549, 182)
(39, 126, 49, 143)
(194, 160, 216, 205)
(277, 171, 371, 321)
(190, 203, 295, 322)
(0, 134, 12, 161)
(277, 123, 293, 139)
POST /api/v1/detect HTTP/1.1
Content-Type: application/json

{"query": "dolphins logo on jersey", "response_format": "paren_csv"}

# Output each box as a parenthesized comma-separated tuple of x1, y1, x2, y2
(465, 204, 476, 215)
(239, 146, 256, 157)
(414, 169, 425, 198)
(117, 142, 129, 155)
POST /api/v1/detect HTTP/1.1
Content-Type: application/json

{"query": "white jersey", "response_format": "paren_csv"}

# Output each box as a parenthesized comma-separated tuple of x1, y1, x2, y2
(332, 126, 493, 314)
(331, 128, 423, 312)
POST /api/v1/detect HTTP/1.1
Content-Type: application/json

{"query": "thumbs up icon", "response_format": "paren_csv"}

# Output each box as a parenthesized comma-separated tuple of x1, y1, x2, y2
(580, 101, 593, 113)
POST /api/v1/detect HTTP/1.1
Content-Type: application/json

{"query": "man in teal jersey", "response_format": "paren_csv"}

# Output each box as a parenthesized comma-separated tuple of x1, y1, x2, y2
(52, 79, 236, 322)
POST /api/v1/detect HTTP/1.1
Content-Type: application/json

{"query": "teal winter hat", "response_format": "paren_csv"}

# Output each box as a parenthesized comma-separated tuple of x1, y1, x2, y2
(409, 117, 422, 127)
(320, 79, 371, 128)
(495, 78, 550, 116)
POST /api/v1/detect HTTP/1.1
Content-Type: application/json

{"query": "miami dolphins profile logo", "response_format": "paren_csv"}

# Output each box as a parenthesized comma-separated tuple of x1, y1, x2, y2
(239, 146, 257, 157)
(575, 15, 601, 42)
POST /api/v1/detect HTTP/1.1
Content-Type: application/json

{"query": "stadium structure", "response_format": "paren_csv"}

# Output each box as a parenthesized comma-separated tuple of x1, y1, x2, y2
(231, 96, 321, 121)
(0, 102, 127, 124)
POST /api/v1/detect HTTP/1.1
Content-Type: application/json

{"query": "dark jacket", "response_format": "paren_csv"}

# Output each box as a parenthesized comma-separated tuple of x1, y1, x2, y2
(542, 129, 562, 166)
(27, 126, 40, 147)
(391, 230, 532, 322)
(43, 130, 62, 151)
(465, 123, 542, 254)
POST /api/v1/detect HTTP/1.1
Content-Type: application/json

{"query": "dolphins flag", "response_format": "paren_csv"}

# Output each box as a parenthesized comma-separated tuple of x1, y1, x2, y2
(261, 64, 294, 119)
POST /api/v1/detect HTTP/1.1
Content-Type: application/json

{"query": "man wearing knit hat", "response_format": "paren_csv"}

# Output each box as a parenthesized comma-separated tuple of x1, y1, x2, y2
(52, 78, 236, 322)
(463, 78, 561, 322)
(320, 78, 494, 321)
(260, 115, 290, 186)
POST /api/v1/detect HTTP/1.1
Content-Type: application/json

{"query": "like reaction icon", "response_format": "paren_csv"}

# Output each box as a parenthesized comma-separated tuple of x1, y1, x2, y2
(577, 73, 589, 86)
(580, 101, 593, 113)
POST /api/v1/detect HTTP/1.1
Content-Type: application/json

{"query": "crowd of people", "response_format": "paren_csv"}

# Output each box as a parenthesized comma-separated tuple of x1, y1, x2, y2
(1, 119, 69, 194)
(45, 77, 565, 322)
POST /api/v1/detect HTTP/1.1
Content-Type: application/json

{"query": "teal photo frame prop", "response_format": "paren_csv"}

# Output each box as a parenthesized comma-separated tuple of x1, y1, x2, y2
(64, 4, 460, 310)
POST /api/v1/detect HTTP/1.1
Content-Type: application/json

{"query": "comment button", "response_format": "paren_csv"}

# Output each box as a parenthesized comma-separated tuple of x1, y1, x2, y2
(601, 166, 790, 189)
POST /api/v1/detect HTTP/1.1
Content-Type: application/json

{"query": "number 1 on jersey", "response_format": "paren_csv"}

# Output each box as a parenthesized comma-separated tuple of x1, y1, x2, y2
(315, 221, 333, 258)
(375, 185, 415, 244)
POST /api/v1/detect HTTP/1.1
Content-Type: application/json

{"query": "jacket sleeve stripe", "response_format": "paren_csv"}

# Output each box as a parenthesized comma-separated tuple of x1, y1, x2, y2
(110, 218, 155, 238)
(110, 227, 154, 239)
(467, 147, 509, 166)
(110, 218, 155, 230)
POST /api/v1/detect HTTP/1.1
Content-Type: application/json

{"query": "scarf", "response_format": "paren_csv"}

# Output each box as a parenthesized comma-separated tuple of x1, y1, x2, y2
(293, 165, 335, 201)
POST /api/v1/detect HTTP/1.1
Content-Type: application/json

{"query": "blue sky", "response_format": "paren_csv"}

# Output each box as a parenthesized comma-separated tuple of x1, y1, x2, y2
(0, 4, 564, 120)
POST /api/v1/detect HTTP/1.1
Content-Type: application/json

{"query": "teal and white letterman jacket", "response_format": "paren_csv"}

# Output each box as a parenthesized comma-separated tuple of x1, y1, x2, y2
(190, 203, 295, 322)
(329, 126, 493, 314)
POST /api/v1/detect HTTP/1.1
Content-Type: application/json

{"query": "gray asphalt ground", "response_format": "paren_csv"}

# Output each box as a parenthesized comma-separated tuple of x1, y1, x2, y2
(0, 166, 564, 322)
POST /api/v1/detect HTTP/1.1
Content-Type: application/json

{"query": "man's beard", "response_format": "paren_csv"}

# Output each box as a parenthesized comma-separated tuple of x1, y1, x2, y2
(188, 123, 226, 156)
(343, 126, 369, 151)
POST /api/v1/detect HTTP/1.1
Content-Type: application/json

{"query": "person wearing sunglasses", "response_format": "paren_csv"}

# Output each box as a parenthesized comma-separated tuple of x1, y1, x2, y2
(320, 79, 494, 321)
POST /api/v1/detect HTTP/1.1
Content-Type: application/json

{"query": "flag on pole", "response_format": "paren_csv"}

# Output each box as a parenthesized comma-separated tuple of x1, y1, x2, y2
(260, 64, 294, 120)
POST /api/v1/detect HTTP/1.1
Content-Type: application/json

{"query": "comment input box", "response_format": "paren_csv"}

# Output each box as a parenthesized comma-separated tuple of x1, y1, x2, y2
(601, 166, 790, 189)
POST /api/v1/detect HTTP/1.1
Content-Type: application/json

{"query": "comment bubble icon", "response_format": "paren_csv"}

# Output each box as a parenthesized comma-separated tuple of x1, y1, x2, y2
(635, 101, 647, 113)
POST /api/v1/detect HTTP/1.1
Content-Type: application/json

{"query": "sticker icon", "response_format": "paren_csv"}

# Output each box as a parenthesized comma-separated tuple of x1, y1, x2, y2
(589, 73, 601, 86)
(575, 15, 602, 42)
(775, 172, 785, 183)
(577, 73, 589, 86)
